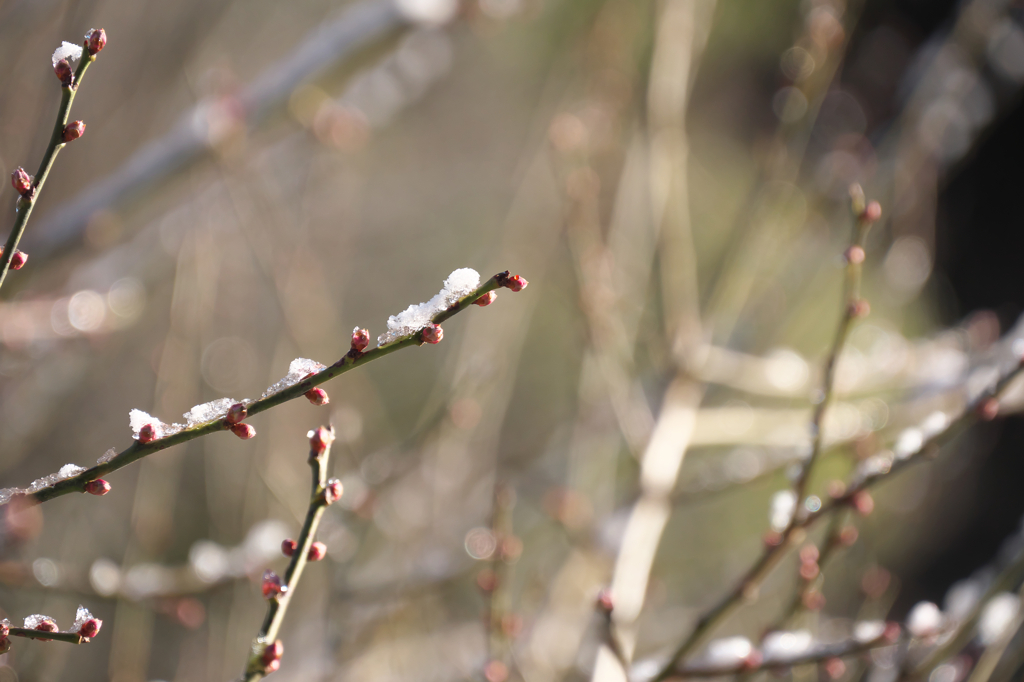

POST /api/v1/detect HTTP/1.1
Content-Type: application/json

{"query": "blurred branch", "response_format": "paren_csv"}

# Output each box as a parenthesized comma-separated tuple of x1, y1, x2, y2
(3, 271, 524, 507)
(648, 353, 1024, 681)
(0, 35, 100, 292)
(26, 0, 408, 259)
(242, 426, 336, 680)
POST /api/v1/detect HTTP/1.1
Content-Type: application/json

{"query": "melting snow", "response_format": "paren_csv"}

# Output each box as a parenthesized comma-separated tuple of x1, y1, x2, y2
(52, 41, 83, 67)
(72, 605, 94, 632)
(97, 448, 117, 464)
(128, 409, 183, 440)
(183, 398, 237, 427)
(261, 358, 325, 399)
(377, 268, 480, 346)
(23, 614, 55, 629)
(57, 464, 86, 480)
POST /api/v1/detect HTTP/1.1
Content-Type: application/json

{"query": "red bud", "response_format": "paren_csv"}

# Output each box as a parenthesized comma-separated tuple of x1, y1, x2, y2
(225, 403, 247, 425)
(309, 426, 335, 455)
(10, 167, 31, 196)
(305, 387, 329, 406)
(9, 250, 28, 271)
(261, 639, 284, 665)
(505, 275, 528, 292)
(85, 479, 111, 496)
(62, 120, 86, 142)
(261, 570, 285, 598)
(85, 28, 107, 56)
(862, 201, 882, 223)
(281, 539, 297, 557)
(351, 327, 370, 353)
(79, 618, 102, 638)
(54, 59, 73, 86)
(231, 423, 256, 440)
(307, 541, 327, 561)
(35, 618, 57, 641)
(474, 291, 497, 307)
(138, 423, 158, 444)
(421, 324, 443, 344)
(324, 478, 343, 505)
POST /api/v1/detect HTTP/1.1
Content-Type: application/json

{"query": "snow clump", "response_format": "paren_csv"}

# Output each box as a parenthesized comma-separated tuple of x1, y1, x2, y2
(377, 268, 480, 346)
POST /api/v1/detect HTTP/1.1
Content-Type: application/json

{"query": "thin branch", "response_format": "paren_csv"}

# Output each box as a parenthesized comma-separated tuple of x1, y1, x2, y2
(241, 427, 335, 680)
(0, 38, 100, 293)
(3, 271, 523, 508)
(8, 628, 87, 645)
(648, 355, 1024, 682)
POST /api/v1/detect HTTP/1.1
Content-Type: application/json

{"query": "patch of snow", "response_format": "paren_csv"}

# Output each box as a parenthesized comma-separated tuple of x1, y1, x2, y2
(97, 448, 117, 464)
(72, 605, 94, 632)
(52, 41, 83, 67)
(183, 398, 237, 427)
(377, 268, 481, 346)
(23, 614, 55, 629)
(261, 358, 325, 399)
(57, 464, 86, 480)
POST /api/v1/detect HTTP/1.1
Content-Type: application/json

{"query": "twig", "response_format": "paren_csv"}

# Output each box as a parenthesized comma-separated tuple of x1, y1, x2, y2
(3, 271, 525, 507)
(241, 426, 337, 680)
(8, 628, 87, 645)
(648, 355, 1024, 682)
(0, 34, 102, 293)
(675, 630, 901, 678)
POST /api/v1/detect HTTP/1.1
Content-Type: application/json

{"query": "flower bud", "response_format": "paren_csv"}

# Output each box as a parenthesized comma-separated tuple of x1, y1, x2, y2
(231, 423, 256, 439)
(305, 387, 329, 406)
(484, 660, 509, 682)
(351, 327, 370, 353)
(11, 167, 31, 196)
(261, 570, 285, 598)
(0, 621, 8, 638)
(54, 59, 73, 86)
(264, 660, 281, 673)
(225, 403, 247, 425)
(261, 639, 284, 666)
(799, 561, 820, 580)
(85, 479, 111, 496)
(851, 490, 874, 516)
(839, 525, 859, 546)
(595, 588, 614, 614)
(324, 478, 343, 505)
(474, 291, 497, 307)
(309, 426, 335, 455)
(824, 658, 846, 680)
(85, 28, 107, 56)
(844, 245, 865, 265)
(862, 201, 882, 223)
(62, 120, 86, 142)
(307, 541, 327, 561)
(35, 618, 57, 641)
(79, 618, 102, 638)
(9, 250, 28, 271)
(505, 275, 528, 292)
(138, 423, 158, 444)
(421, 324, 443, 344)
(848, 299, 870, 319)
(977, 397, 1000, 421)
(281, 539, 297, 557)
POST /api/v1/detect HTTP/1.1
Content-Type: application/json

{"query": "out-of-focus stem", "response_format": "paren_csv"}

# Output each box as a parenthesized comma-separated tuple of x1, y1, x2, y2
(11, 272, 518, 507)
(0, 44, 95, 293)
(242, 431, 334, 681)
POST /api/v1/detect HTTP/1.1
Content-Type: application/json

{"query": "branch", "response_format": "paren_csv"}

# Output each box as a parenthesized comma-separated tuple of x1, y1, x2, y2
(648, 352, 1024, 681)
(0, 31, 105, 294)
(242, 426, 337, 680)
(2, 271, 525, 508)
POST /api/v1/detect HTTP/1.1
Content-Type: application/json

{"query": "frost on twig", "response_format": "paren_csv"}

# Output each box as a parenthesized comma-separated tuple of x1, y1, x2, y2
(0, 463, 87, 504)
(183, 398, 239, 427)
(377, 268, 480, 346)
(97, 448, 117, 464)
(51, 42, 83, 68)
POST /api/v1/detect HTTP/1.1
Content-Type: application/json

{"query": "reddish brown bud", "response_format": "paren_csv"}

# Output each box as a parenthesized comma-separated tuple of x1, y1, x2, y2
(852, 490, 874, 516)
(79, 618, 102, 638)
(261, 639, 284, 664)
(824, 657, 846, 680)
(862, 201, 882, 223)
(799, 545, 819, 563)
(11, 167, 31, 196)
(85, 479, 111, 496)
(476, 568, 498, 592)
(138, 423, 158, 444)
(9, 250, 28, 271)
(977, 397, 1000, 421)
(324, 478, 343, 504)
(839, 525, 859, 546)
(281, 539, 297, 557)
(35, 618, 58, 641)
(225, 403, 247, 425)
(309, 426, 335, 455)
(799, 561, 820, 580)
(421, 324, 443, 344)
(85, 28, 107, 56)
(261, 570, 285, 598)
(54, 59, 73, 86)
(882, 622, 902, 643)
(62, 120, 86, 142)
(595, 588, 614, 614)
(474, 291, 497, 307)
(305, 387, 329, 406)
(763, 530, 783, 548)
(505, 275, 528, 292)
(848, 299, 870, 318)
(231, 423, 256, 440)
(307, 541, 327, 561)
(484, 660, 509, 682)
(351, 327, 370, 353)
(844, 245, 865, 265)
(0, 622, 7, 639)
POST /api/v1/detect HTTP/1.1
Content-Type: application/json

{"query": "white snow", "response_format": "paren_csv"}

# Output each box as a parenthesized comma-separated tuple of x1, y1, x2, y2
(261, 358, 326, 399)
(762, 630, 812, 660)
(183, 398, 237, 427)
(978, 593, 1020, 645)
(97, 448, 117, 464)
(52, 41, 83, 67)
(894, 428, 924, 460)
(770, 490, 797, 532)
(907, 601, 943, 637)
(72, 605, 94, 632)
(57, 464, 85, 480)
(128, 409, 183, 440)
(854, 620, 886, 642)
(703, 636, 753, 666)
(377, 268, 481, 346)
(23, 614, 55, 629)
